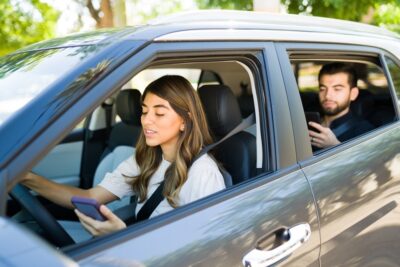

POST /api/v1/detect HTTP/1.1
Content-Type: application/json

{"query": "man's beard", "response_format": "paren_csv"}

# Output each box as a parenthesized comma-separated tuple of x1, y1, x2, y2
(321, 99, 350, 116)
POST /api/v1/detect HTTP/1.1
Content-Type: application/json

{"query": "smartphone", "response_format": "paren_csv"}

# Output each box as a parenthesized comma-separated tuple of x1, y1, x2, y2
(305, 111, 321, 132)
(71, 196, 106, 221)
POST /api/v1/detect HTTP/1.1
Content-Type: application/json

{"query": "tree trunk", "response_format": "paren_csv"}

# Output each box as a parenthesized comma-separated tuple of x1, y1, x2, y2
(361, 7, 375, 24)
(113, 0, 127, 27)
(99, 0, 113, 27)
(86, 0, 114, 28)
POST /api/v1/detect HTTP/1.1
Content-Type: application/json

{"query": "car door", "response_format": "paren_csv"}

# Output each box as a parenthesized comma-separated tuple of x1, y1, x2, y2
(277, 42, 400, 266)
(61, 41, 320, 267)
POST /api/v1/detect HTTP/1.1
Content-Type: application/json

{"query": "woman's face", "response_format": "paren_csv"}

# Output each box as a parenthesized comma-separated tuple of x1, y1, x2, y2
(141, 92, 184, 159)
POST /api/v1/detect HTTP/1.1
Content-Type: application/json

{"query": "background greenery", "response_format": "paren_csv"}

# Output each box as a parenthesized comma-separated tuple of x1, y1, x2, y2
(1, 0, 400, 56)
(0, 0, 58, 55)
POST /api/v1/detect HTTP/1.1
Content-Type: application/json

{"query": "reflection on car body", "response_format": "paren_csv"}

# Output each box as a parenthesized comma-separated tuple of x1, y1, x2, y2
(0, 10, 400, 267)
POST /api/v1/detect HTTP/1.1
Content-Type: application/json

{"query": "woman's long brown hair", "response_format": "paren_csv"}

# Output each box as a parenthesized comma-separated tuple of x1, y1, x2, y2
(131, 75, 213, 207)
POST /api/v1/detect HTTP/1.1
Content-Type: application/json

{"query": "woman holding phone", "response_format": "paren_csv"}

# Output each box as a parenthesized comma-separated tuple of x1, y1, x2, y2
(22, 75, 225, 236)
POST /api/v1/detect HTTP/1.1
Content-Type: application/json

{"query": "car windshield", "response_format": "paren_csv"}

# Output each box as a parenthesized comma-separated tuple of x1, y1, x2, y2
(0, 46, 98, 126)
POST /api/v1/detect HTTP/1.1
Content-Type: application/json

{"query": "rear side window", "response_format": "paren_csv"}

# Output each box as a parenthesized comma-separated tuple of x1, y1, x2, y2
(290, 53, 396, 153)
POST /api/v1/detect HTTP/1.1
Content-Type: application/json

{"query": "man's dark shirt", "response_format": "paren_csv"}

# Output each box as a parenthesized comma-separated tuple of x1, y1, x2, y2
(330, 111, 374, 142)
(312, 111, 374, 152)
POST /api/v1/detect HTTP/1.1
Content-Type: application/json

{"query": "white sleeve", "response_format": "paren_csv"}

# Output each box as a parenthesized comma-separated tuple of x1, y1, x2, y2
(98, 156, 139, 199)
(179, 155, 226, 205)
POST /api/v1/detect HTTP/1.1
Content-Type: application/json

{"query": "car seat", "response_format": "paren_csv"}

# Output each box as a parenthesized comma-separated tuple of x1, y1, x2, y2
(60, 89, 142, 242)
(92, 89, 142, 210)
(351, 89, 396, 127)
(198, 84, 256, 185)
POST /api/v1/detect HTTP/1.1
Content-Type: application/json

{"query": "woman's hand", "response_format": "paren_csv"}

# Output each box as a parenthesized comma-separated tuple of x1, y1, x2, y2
(75, 205, 126, 236)
(20, 171, 39, 184)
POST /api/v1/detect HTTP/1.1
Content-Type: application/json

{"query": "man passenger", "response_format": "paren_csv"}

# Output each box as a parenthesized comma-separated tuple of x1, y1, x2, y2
(308, 62, 374, 149)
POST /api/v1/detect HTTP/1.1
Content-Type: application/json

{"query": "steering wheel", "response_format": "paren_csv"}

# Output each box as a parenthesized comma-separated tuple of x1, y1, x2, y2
(9, 184, 75, 247)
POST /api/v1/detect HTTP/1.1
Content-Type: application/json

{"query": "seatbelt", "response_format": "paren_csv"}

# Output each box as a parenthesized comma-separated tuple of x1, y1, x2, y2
(102, 100, 113, 144)
(136, 181, 165, 222)
(331, 118, 354, 139)
(116, 113, 256, 223)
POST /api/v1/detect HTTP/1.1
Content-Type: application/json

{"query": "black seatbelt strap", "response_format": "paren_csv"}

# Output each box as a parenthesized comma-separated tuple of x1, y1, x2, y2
(102, 101, 113, 143)
(332, 118, 354, 139)
(129, 113, 256, 222)
(194, 113, 255, 161)
(136, 181, 165, 222)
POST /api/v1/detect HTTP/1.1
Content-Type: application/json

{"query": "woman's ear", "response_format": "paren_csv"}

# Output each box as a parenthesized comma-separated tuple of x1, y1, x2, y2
(180, 123, 185, 131)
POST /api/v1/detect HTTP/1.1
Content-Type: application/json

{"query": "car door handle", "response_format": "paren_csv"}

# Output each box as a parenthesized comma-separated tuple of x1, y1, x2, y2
(242, 223, 311, 267)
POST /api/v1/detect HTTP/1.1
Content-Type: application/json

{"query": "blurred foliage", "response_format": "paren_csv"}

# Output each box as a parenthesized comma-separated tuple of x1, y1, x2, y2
(136, 0, 188, 23)
(196, 0, 252, 10)
(197, 0, 400, 34)
(283, 0, 396, 21)
(373, 3, 400, 34)
(0, 0, 59, 56)
(283, 0, 400, 34)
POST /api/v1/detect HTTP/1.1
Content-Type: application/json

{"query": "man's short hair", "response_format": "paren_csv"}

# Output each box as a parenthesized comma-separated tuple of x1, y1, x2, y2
(318, 62, 358, 88)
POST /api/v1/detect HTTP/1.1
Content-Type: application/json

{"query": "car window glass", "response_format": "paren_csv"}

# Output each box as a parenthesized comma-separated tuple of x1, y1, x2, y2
(0, 47, 99, 126)
(127, 68, 202, 92)
(385, 56, 400, 110)
(291, 57, 396, 154)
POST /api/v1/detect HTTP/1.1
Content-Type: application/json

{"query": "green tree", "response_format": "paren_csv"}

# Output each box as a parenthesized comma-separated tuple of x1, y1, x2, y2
(0, 0, 59, 56)
(196, 0, 252, 10)
(373, 3, 400, 33)
(283, 0, 398, 22)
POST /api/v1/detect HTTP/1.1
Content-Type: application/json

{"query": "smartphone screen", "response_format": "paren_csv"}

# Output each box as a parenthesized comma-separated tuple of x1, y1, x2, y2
(71, 196, 106, 221)
(305, 112, 321, 132)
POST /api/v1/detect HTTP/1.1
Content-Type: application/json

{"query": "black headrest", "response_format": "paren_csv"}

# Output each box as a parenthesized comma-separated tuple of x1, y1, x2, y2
(350, 89, 375, 118)
(198, 84, 242, 137)
(116, 89, 142, 126)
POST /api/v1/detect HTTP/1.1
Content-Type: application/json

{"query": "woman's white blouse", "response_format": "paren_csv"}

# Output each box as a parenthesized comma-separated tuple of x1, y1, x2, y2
(98, 154, 225, 217)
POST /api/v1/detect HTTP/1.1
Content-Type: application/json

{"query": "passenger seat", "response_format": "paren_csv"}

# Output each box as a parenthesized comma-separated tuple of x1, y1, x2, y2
(198, 84, 256, 185)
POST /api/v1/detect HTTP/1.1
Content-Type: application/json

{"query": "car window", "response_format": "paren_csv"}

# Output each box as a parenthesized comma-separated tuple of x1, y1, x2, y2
(128, 68, 202, 92)
(291, 55, 396, 154)
(384, 56, 400, 110)
(15, 56, 263, 247)
(0, 47, 100, 126)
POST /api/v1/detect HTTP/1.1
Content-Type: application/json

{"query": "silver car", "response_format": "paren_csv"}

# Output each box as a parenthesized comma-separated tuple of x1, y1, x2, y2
(1, 10, 400, 267)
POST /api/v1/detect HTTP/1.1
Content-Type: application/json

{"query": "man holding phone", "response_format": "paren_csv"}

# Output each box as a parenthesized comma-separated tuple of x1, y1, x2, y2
(308, 62, 374, 150)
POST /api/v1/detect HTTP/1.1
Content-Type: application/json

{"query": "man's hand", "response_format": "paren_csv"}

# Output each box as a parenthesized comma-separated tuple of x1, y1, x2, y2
(75, 205, 126, 236)
(308, 122, 340, 149)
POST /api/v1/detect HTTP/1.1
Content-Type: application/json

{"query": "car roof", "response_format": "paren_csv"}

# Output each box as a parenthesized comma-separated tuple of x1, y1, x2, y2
(149, 10, 398, 39)
(12, 10, 399, 54)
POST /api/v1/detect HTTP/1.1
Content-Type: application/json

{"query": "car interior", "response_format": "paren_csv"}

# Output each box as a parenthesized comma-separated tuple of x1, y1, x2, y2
(7, 59, 263, 247)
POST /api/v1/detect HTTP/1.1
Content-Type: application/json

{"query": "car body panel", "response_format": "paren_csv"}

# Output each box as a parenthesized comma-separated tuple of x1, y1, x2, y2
(71, 169, 319, 267)
(0, 218, 76, 267)
(302, 124, 400, 266)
